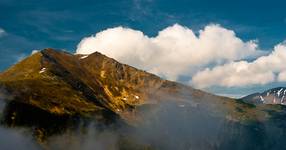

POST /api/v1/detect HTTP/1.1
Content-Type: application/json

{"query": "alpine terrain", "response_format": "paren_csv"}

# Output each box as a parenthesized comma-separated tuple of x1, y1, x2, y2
(0, 49, 286, 150)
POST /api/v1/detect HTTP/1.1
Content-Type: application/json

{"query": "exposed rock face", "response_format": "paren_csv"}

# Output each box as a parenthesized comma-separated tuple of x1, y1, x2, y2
(1, 49, 286, 149)
(242, 87, 286, 105)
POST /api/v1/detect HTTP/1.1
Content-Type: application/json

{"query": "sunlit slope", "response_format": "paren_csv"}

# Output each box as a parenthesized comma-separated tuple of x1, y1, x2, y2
(0, 48, 285, 126)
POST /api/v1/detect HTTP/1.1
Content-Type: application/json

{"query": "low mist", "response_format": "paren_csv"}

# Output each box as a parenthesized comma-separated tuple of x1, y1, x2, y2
(0, 87, 286, 150)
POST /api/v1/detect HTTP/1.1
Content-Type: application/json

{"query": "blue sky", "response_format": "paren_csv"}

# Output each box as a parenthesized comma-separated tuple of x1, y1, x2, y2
(1, 0, 286, 97)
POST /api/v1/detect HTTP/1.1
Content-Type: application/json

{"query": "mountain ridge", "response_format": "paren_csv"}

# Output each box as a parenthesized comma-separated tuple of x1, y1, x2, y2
(242, 87, 286, 105)
(1, 48, 286, 149)
(0, 48, 282, 123)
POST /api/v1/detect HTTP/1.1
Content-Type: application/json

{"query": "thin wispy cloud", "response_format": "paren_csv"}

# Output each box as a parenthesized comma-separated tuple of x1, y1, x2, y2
(0, 28, 6, 37)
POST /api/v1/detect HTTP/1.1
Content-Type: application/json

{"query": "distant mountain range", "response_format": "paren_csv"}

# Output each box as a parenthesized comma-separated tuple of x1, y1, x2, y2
(242, 87, 286, 105)
(0, 49, 286, 150)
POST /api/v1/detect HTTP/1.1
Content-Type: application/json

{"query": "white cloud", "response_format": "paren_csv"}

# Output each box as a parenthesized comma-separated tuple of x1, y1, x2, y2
(76, 24, 262, 81)
(278, 70, 286, 82)
(0, 28, 6, 37)
(192, 44, 286, 88)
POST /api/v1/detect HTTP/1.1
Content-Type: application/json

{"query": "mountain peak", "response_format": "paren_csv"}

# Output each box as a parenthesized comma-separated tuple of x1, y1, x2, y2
(242, 87, 286, 105)
(0, 48, 191, 124)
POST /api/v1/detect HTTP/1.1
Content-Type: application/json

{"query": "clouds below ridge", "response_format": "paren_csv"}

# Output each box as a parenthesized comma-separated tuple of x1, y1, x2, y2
(76, 24, 286, 88)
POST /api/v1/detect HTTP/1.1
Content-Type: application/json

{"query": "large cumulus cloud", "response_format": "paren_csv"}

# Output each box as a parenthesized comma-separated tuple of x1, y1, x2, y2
(192, 44, 286, 88)
(76, 24, 261, 81)
(76, 24, 286, 89)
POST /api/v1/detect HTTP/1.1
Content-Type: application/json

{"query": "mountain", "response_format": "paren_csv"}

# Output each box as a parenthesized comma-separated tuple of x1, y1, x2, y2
(1, 48, 286, 150)
(0, 48, 209, 123)
(242, 87, 286, 105)
(0, 48, 235, 124)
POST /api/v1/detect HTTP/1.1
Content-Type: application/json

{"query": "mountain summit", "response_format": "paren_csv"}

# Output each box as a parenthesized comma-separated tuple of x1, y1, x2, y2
(1, 49, 286, 149)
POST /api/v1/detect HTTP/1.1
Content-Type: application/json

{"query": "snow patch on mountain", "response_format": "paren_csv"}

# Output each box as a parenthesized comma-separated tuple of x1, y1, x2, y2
(243, 87, 286, 105)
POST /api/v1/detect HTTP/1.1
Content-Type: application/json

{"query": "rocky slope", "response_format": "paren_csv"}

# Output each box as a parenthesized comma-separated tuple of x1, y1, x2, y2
(242, 87, 286, 105)
(0, 48, 239, 124)
(0, 49, 286, 150)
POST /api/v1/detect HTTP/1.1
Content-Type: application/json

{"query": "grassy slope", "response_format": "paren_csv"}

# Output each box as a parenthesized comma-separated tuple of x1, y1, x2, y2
(0, 48, 285, 125)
